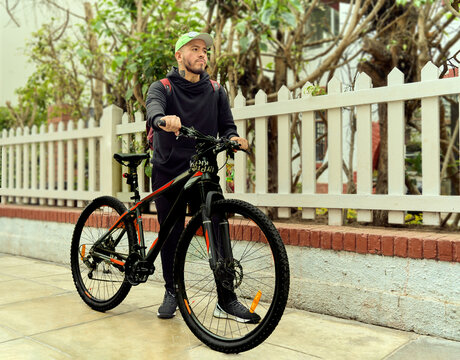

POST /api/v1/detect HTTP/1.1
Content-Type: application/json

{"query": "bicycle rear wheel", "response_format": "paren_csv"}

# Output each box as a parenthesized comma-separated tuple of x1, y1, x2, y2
(174, 199, 290, 353)
(70, 196, 136, 312)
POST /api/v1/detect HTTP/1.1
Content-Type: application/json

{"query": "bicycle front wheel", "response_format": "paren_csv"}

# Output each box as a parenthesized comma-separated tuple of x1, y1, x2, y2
(70, 196, 136, 312)
(174, 199, 290, 353)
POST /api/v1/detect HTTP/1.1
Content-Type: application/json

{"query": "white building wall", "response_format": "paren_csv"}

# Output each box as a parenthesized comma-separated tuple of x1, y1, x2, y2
(0, 1, 88, 106)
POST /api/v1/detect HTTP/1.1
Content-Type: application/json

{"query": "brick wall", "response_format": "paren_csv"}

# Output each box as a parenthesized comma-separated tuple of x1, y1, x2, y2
(1, 204, 458, 263)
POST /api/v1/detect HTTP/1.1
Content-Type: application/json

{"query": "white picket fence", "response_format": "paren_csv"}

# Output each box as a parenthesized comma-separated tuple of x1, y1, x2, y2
(0, 62, 459, 226)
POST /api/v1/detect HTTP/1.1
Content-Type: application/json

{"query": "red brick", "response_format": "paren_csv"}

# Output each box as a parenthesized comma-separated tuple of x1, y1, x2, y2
(332, 232, 343, 251)
(289, 228, 299, 246)
(243, 225, 253, 241)
(343, 233, 356, 252)
(320, 231, 332, 249)
(408, 238, 423, 259)
(394, 236, 408, 258)
(454, 241, 460, 262)
(423, 239, 437, 259)
(252, 226, 264, 243)
(311, 230, 321, 248)
(298, 229, 310, 247)
(233, 223, 241, 239)
(438, 240, 453, 262)
(143, 217, 152, 232)
(381, 236, 394, 256)
(356, 234, 368, 254)
(279, 228, 289, 245)
(368, 234, 381, 254)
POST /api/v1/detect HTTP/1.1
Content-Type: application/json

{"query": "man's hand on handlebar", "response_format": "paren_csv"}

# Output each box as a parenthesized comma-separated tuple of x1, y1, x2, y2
(158, 115, 181, 136)
(230, 136, 249, 151)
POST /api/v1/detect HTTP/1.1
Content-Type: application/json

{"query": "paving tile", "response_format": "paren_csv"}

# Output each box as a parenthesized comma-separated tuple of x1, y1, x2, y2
(0, 293, 128, 335)
(0, 325, 22, 343)
(264, 310, 414, 360)
(123, 280, 166, 309)
(0, 273, 15, 282)
(0, 255, 38, 268)
(0, 338, 71, 360)
(188, 342, 318, 359)
(0, 279, 66, 306)
(32, 309, 201, 359)
(32, 273, 77, 292)
(386, 335, 460, 360)
(0, 261, 69, 280)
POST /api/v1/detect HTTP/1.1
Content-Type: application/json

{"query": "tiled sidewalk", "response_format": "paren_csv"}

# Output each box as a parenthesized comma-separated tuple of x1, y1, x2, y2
(0, 253, 458, 359)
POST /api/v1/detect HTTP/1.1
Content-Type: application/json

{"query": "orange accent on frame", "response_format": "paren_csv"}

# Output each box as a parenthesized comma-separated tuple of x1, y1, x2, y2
(110, 258, 125, 266)
(184, 299, 192, 315)
(142, 179, 175, 203)
(108, 211, 128, 232)
(205, 230, 210, 253)
(135, 219, 141, 244)
(249, 290, 262, 313)
(149, 237, 159, 251)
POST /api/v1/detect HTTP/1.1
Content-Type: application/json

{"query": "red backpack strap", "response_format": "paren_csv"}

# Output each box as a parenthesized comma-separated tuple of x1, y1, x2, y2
(160, 78, 172, 94)
(210, 79, 220, 91)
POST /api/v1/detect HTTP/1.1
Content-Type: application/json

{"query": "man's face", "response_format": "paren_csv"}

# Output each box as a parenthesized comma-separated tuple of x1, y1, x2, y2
(177, 39, 208, 75)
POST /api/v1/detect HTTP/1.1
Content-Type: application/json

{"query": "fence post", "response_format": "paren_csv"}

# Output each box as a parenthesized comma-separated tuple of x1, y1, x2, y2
(255, 90, 268, 214)
(277, 86, 292, 219)
(57, 122, 65, 206)
(1, 129, 7, 204)
(301, 83, 316, 220)
(234, 92, 247, 194)
(66, 121, 75, 207)
(421, 62, 440, 226)
(23, 126, 30, 204)
(15, 128, 23, 204)
(327, 77, 343, 225)
(100, 105, 123, 197)
(30, 125, 38, 205)
(77, 119, 85, 208)
(47, 124, 55, 206)
(356, 72, 373, 222)
(39, 125, 46, 205)
(387, 68, 405, 224)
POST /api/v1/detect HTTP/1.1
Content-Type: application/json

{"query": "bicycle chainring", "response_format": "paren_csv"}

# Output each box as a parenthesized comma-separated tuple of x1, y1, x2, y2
(124, 253, 155, 286)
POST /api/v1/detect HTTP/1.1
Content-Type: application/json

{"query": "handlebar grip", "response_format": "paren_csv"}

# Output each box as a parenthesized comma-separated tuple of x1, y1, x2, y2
(157, 119, 166, 127)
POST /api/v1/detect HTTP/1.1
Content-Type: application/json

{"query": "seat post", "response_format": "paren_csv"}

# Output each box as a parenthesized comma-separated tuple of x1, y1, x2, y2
(126, 167, 141, 202)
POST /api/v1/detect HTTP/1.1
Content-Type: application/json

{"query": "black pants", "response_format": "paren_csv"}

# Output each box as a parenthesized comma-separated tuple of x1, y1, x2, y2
(152, 172, 186, 294)
(152, 171, 234, 302)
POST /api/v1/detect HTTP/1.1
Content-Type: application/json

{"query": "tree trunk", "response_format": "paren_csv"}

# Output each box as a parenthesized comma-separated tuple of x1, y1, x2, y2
(84, 2, 104, 122)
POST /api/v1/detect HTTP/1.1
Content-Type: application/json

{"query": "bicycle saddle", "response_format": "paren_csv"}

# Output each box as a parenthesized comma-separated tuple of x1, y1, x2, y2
(113, 153, 149, 168)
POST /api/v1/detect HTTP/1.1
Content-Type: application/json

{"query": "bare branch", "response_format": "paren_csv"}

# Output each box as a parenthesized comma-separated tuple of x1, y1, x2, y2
(4, 0, 21, 27)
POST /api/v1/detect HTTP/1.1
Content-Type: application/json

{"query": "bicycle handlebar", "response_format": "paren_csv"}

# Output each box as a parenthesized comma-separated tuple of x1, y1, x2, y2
(156, 119, 245, 154)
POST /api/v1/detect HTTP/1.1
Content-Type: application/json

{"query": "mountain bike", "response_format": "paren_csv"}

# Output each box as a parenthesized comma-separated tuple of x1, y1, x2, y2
(70, 124, 290, 353)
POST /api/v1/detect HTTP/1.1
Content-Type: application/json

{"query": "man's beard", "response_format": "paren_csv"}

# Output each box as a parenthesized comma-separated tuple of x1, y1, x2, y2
(184, 58, 205, 75)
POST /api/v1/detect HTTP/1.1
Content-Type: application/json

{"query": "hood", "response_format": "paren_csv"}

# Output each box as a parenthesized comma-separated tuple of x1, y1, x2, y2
(166, 67, 211, 94)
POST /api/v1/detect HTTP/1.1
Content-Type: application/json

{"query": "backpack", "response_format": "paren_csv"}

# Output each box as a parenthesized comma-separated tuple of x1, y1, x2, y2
(146, 78, 221, 150)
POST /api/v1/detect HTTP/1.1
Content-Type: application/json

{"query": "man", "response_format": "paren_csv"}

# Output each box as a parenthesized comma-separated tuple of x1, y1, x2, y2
(146, 32, 259, 323)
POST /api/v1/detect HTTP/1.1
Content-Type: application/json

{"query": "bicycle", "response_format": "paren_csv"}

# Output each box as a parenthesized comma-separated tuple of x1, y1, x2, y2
(70, 124, 290, 353)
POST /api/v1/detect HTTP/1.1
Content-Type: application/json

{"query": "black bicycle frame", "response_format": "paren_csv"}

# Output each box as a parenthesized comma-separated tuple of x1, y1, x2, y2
(92, 166, 228, 272)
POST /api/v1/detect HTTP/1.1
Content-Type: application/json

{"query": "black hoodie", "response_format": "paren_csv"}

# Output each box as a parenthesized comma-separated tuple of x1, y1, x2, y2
(146, 67, 239, 178)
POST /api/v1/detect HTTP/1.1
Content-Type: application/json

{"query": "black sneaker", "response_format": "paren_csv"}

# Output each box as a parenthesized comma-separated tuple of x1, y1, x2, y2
(214, 299, 261, 324)
(157, 290, 177, 319)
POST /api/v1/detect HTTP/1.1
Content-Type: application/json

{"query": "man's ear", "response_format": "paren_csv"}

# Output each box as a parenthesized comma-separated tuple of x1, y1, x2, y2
(175, 51, 182, 63)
